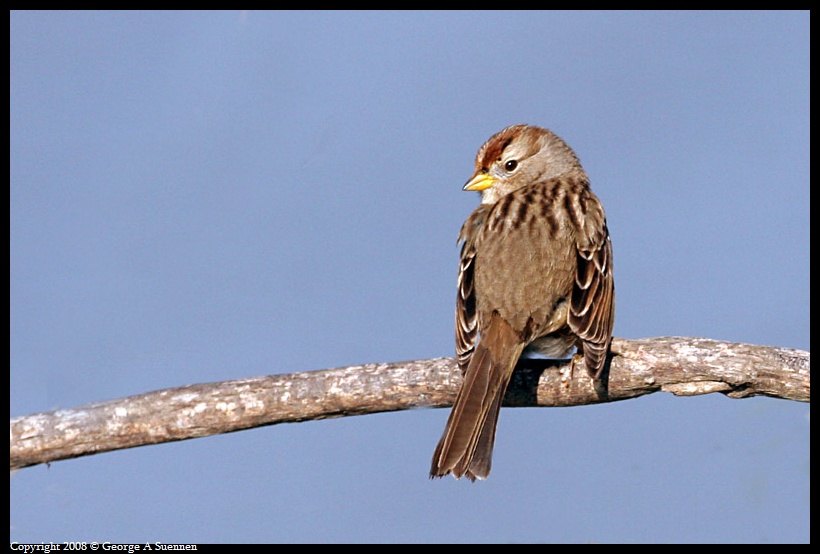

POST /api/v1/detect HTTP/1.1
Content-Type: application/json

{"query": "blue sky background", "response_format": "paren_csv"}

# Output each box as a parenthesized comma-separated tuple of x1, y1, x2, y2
(10, 11, 809, 544)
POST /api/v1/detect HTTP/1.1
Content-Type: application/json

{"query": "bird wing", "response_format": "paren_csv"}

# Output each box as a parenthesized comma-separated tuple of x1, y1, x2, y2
(455, 206, 488, 374)
(568, 187, 615, 380)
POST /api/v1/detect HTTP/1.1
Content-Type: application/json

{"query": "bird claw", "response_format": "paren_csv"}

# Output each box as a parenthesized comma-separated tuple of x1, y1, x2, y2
(559, 353, 583, 389)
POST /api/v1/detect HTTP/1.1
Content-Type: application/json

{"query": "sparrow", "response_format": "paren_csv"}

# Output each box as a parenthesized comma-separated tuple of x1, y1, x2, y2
(430, 124, 615, 480)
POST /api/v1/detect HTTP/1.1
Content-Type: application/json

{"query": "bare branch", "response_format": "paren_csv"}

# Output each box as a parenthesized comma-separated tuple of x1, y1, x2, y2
(10, 336, 809, 471)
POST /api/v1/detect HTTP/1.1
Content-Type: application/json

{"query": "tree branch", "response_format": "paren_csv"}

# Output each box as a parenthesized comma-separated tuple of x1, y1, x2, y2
(10, 336, 809, 471)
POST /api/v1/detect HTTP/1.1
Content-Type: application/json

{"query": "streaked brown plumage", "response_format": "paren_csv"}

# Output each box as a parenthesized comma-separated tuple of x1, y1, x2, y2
(430, 124, 615, 480)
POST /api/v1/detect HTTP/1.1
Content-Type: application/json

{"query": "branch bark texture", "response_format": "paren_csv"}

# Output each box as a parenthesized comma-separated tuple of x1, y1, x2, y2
(10, 337, 809, 471)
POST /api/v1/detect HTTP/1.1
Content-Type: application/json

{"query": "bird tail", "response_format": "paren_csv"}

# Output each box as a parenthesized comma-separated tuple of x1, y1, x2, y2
(430, 314, 524, 480)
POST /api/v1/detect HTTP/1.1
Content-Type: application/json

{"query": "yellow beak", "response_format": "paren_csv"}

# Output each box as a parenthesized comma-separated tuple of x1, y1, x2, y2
(463, 173, 497, 191)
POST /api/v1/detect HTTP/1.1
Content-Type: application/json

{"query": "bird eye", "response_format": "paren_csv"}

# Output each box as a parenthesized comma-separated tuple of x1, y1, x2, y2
(504, 159, 518, 172)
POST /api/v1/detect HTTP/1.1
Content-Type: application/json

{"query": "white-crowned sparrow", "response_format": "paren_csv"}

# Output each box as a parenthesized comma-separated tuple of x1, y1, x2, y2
(430, 124, 615, 480)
